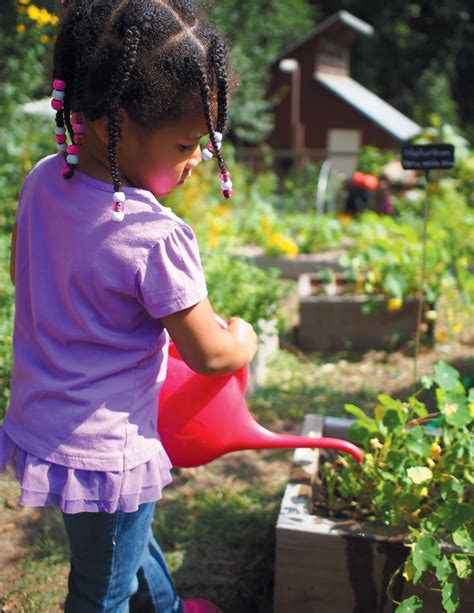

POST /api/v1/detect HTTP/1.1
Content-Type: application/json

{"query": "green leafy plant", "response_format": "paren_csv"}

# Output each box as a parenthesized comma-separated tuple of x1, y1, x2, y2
(318, 361, 473, 612)
(201, 250, 283, 333)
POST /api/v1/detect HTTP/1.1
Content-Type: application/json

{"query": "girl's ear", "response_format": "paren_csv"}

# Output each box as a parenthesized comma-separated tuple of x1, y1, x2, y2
(93, 109, 130, 145)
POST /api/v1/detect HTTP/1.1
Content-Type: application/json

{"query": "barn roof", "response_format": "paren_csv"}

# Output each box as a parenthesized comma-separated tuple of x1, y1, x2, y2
(273, 10, 373, 64)
(315, 73, 422, 142)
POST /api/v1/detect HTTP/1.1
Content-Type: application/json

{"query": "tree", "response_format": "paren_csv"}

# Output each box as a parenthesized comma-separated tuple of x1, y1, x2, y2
(203, 0, 318, 143)
(313, 0, 474, 140)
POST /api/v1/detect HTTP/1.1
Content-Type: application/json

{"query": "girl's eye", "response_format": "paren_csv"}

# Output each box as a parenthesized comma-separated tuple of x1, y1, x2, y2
(177, 144, 194, 153)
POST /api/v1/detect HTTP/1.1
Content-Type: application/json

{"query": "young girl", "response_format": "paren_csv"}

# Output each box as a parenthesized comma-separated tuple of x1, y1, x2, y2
(1, 1, 258, 611)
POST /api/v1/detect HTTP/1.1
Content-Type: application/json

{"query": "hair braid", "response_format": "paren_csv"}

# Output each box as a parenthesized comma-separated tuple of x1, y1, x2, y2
(210, 37, 229, 134)
(105, 24, 140, 193)
(196, 62, 227, 174)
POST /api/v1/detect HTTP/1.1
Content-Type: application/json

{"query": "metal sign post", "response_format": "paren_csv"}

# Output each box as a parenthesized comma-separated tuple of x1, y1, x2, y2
(400, 144, 455, 387)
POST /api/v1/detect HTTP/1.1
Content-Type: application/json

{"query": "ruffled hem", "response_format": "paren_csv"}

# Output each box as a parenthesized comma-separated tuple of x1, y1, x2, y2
(0, 427, 173, 514)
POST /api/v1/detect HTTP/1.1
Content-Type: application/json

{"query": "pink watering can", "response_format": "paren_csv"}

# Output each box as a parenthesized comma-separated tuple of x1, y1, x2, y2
(158, 322, 363, 468)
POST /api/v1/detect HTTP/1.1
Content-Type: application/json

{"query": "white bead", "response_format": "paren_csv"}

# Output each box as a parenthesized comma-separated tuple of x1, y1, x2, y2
(201, 148, 213, 161)
(57, 143, 67, 152)
(213, 141, 222, 151)
(112, 210, 125, 222)
(54, 126, 66, 135)
(67, 154, 79, 165)
(52, 89, 65, 100)
(113, 191, 126, 202)
(213, 131, 223, 142)
(220, 180, 233, 190)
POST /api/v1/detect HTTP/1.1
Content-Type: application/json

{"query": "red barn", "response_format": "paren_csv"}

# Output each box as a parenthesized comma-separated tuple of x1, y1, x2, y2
(266, 10, 421, 175)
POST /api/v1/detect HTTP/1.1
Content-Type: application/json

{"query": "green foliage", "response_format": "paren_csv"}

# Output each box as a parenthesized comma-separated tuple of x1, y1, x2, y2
(358, 146, 397, 177)
(202, 250, 283, 332)
(0, 235, 14, 421)
(338, 185, 474, 306)
(203, 0, 318, 142)
(320, 361, 474, 612)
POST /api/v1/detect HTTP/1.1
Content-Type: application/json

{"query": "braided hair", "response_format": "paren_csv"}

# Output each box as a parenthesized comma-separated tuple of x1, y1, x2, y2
(52, 0, 234, 217)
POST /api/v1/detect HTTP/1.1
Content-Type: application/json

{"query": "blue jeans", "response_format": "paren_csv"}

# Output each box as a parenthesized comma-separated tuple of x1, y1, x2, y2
(61, 501, 182, 613)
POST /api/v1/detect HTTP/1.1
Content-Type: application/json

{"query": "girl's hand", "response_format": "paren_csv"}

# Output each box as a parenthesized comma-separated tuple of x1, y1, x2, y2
(162, 298, 258, 375)
(226, 316, 258, 365)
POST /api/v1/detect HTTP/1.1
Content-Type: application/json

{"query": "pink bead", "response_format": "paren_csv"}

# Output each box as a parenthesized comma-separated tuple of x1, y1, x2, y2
(222, 189, 234, 200)
(53, 79, 66, 90)
(71, 112, 85, 122)
(61, 165, 72, 177)
(73, 134, 85, 145)
(73, 123, 86, 134)
(55, 134, 66, 144)
(67, 144, 80, 155)
(219, 172, 231, 182)
(51, 99, 63, 111)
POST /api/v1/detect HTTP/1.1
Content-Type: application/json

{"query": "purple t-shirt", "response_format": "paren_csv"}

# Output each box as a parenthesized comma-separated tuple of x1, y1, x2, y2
(4, 154, 207, 472)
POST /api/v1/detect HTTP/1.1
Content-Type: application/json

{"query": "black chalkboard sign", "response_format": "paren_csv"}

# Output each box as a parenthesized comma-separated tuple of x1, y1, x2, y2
(401, 144, 455, 170)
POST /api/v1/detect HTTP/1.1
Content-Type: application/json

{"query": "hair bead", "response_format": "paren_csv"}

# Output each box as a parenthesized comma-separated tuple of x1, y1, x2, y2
(201, 148, 213, 161)
(53, 79, 66, 91)
(112, 200, 125, 222)
(113, 191, 126, 202)
(51, 99, 63, 111)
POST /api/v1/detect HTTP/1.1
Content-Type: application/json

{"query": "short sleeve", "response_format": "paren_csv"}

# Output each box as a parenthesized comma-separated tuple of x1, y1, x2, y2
(135, 223, 208, 319)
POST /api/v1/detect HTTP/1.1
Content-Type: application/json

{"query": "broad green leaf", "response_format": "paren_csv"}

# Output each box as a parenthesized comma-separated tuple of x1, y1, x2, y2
(348, 422, 373, 446)
(412, 535, 440, 577)
(441, 573, 459, 613)
(440, 392, 471, 428)
(378, 394, 402, 410)
(407, 466, 433, 484)
(434, 361, 460, 392)
(435, 556, 452, 583)
(386, 449, 405, 469)
(383, 409, 403, 430)
(408, 395, 428, 417)
(451, 554, 472, 580)
(406, 426, 432, 457)
(440, 502, 474, 532)
(452, 526, 474, 551)
(395, 595, 423, 613)
(344, 403, 372, 423)
(440, 476, 463, 501)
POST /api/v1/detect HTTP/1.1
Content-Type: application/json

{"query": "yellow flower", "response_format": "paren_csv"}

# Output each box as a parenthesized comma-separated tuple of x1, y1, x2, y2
(430, 442, 441, 461)
(470, 403, 474, 418)
(452, 322, 464, 334)
(40, 34, 49, 43)
(26, 4, 59, 27)
(16, 23, 26, 33)
(19, 0, 30, 4)
(387, 298, 403, 312)
(266, 233, 299, 257)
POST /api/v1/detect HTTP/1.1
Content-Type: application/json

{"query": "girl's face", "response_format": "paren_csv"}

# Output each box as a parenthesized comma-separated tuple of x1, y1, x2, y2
(118, 113, 208, 197)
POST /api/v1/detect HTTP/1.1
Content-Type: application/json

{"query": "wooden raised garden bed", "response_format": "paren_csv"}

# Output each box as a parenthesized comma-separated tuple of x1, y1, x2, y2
(273, 414, 474, 613)
(297, 273, 430, 351)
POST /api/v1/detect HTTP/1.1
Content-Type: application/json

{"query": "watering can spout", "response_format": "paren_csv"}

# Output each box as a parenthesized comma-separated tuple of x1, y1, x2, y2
(158, 338, 364, 468)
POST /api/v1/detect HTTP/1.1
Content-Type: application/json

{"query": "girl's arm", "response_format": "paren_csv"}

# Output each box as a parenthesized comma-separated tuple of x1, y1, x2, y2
(162, 298, 258, 375)
(10, 222, 18, 286)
